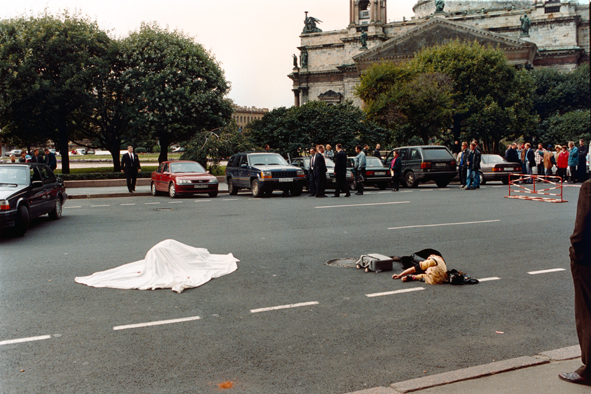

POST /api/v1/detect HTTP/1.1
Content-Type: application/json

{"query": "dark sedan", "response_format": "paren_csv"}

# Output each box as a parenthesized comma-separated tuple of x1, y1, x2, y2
(151, 161, 219, 198)
(347, 156, 391, 189)
(479, 154, 523, 185)
(290, 156, 355, 190)
(0, 163, 67, 236)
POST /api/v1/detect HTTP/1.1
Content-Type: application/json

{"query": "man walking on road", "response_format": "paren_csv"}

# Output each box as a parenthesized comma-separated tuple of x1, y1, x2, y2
(332, 144, 350, 198)
(560, 179, 591, 387)
(466, 142, 481, 190)
(390, 150, 402, 191)
(121, 145, 141, 193)
(354, 145, 366, 195)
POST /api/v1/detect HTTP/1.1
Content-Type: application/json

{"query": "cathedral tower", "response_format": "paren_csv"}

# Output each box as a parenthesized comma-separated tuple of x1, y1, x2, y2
(350, 0, 387, 26)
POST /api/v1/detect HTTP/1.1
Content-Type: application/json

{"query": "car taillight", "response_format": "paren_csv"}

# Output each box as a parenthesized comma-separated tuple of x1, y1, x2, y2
(421, 162, 432, 169)
(515, 167, 521, 171)
(450, 161, 456, 167)
(492, 167, 500, 172)
(0, 200, 9, 210)
(366, 171, 374, 176)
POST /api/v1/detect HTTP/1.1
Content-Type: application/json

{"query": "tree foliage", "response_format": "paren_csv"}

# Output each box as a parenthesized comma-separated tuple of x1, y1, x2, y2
(0, 12, 111, 173)
(120, 23, 233, 163)
(247, 101, 389, 157)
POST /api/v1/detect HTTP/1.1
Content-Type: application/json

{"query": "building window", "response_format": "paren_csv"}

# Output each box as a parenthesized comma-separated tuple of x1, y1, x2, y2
(545, 6, 560, 13)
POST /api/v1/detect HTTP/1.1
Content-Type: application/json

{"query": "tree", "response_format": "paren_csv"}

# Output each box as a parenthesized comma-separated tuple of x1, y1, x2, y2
(247, 101, 388, 157)
(120, 23, 233, 163)
(0, 12, 111, 173)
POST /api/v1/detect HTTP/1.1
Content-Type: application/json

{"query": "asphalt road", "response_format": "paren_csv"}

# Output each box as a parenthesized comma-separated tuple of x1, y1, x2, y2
(0, 182, 582, 393)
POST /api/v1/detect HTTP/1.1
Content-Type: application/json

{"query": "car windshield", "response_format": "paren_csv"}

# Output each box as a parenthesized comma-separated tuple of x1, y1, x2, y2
(482, 155, 505, 164)
(421, 148, 454, 160)
(248, 154, 288, 166)
(0, 166, 29, 185)
(325, 158, 335, 167)
(170, 162, 206, 173)
(366, 156, 384, 167)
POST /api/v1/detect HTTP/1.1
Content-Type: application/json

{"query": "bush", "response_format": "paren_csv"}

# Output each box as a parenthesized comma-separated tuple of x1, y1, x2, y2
(135, 147, 147, 153)
(153, 145, 161, 153)
(58, 171, 153, 181)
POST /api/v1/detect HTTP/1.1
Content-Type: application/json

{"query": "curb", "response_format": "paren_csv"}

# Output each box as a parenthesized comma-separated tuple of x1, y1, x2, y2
(345, 346, 581, 394)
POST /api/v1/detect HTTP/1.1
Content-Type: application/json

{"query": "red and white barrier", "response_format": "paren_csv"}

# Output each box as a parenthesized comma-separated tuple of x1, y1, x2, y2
(505, 174, 567, 203)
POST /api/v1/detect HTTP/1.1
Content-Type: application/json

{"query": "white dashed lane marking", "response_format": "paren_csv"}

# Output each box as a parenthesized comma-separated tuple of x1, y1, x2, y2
(91, 205, 110, 208)
(388, 219, 500, 230)
(366, 288, 425, 298)
(120, 203, 135, 206)
(194, 200, 212, 202)
(0, 335, 52, 346)
(250, 301, 319, 314)
(316, 201, 410, 209)
(64, 206, 81, 209)
(528, 268, 566, 275)
(145, 202, 160, 205)
(168, 201, 183, 204)
(478, 277, 501, 282)
(113, 316, 201, 331)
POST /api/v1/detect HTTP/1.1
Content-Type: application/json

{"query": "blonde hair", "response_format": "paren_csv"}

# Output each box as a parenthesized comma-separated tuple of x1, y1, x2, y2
(424, 256, 448, 285)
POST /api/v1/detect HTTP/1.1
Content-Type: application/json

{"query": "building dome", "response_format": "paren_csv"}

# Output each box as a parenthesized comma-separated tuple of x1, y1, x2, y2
(413, 0, 533, 18)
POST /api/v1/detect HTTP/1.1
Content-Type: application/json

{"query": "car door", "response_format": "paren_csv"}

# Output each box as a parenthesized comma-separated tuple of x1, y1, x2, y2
(237, 155, 249, 187)
(37, 165, 57, 214)
(160, 163, 171, 190)
(28, 167, 46, 217)
(154, 162, 166, 191)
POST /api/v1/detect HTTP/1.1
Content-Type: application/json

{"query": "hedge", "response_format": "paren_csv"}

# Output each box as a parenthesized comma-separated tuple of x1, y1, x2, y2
(58, 171, 153, 181)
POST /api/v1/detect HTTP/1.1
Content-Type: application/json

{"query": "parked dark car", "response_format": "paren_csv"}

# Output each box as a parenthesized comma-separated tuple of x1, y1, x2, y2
(290, 156, 355, 190)
(479, 154, 523, 185)
(151, 160, 219, 198)
(0, 163, 67, 236)
(225, 152, 306, 197)
(382, 146, 457, 188)
(347, 156, 391, 189)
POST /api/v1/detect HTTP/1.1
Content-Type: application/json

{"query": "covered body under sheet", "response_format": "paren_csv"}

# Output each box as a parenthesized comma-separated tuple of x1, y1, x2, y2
(75, 239, 239, 293)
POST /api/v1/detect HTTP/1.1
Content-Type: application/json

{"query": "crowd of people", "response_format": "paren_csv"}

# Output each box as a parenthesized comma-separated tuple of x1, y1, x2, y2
(7, 148, 57, 171)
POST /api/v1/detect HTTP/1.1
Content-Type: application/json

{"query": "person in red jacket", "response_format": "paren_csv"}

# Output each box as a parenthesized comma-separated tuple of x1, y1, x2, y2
(557, 145, 570, 181)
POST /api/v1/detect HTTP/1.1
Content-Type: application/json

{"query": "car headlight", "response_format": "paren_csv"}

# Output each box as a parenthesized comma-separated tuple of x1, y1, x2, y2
(261, 171, 272, 179)
(208, 178, 219, 184)
(177, 179, 191, 185)
(296, 169, 305, 177)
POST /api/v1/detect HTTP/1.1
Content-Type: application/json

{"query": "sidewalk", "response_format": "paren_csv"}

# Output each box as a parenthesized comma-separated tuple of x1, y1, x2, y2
(347, 346, 586, 394)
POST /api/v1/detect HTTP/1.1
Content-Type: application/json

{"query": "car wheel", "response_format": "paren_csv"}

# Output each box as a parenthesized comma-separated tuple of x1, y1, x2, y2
(14, 205, 29, 237)
(251, 180, 264, 198)
(208, 191, 218, 198)
(377, 182, 388, 190)
(168, 182, 177, 198)
(404, 171, 418, 188)
(479, 172, 487, 185)
(49, 196, 63, 220)
(151, 182, 160, 196)
(435, 179, 450, 188)
(227, 178, 239, 195)
(501, 177, 509, 185)
(291, 185, 303, 196)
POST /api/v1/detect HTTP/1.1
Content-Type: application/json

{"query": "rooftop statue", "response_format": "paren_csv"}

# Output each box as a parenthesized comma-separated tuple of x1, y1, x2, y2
(303, 11, 322, 34)
(435, 0, 445, 13)
(520, 13, 531, 36)
(360, 30, 368, 50)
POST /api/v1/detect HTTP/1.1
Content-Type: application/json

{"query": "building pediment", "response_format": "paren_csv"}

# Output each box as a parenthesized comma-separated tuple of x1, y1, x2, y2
(353, 18, 538, 72)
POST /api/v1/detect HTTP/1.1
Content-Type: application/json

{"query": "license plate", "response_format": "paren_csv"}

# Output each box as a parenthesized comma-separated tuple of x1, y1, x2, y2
(434, 163, 446, 167)
(375, 171, 386, 176)
(279, 178, 293, 182)
(194, 184, 208, 188)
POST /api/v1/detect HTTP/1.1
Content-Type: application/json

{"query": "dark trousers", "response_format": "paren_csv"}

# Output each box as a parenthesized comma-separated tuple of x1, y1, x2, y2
(392, 173, 400, 190)
(315, 173, 327, 197)
(355, 168, 365, 194)
(126, 173, 137, 192)
(579, 161, 588, 182)
(570, 165, 578, 182)
(308, 173, 316, 196)
(558, 168, 567, 181)
(459, 167, 467, 186)
(572, 261, 591, 379)
(334, 173, 350, 196)
(537, 164, 545, 177)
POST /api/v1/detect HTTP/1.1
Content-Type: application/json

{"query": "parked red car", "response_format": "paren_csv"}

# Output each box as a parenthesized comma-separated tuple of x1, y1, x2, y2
(151, 161, 219, 198)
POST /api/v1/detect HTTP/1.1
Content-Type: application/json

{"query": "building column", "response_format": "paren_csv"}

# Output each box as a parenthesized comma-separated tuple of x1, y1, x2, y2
(293, 89, 300, 107)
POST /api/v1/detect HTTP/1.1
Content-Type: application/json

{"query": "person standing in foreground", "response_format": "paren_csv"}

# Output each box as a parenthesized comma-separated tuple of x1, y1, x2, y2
(578, 139, 588, 183)
(314, 145, 327, 198)
(44, 148, 57, 171)
(332, 144, 350, 198)
(390, 150, 402, 191)
(308, 146, 317, 197)
(559, 179, 591, 387)
(121, 146, 141, 193)
(354, 145, 366, 195)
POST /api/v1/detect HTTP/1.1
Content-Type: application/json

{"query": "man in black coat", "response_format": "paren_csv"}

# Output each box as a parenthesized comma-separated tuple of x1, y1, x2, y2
(333, 143, 350, 197)
(578, 139, 588, 183)
(314, 145, 327, 198)
(44, 148, 57, 171)
(559, 179, 591, 387)
(308, 147, 317, 197)
(120, 145, 141, 193)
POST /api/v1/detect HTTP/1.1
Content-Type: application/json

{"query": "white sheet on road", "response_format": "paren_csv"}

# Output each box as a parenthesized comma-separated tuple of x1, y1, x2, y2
(75, 239, 238, 293)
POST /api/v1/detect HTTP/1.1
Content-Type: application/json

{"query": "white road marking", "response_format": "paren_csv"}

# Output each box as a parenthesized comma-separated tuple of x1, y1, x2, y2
(366, 288, 425, 298)
(113, 316, 201, 331)
(493, 186, 504, 188)
(388, 219, 500, 230)
(223, 199, 238, 201)
(194, 200, 212, 203)
(168, 201, 183, 204)
(64, 206, 81, 209)
(316, 201, 410, 209)
(400, 190, 413, 193)
(91, 205, 110, 207)
(250, 301, 319, 314)
(378, 191, 390, 194)
(437, 188, 450, 191)
(145, 202, 160, 205)
(528, 268, 566, 275)
(420, 190, 433, 192)
(0, 335, 52, 346)
(478, 277, 501, 282)
(120, 203, 135, 206)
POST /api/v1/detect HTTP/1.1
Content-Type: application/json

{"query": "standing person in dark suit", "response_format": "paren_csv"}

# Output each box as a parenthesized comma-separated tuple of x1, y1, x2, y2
(578, 139, 588, 183)
(44, 148, 57, 171)
(559, 179, 591, 387)
(314, 145, 327, 198)
(30, 149, 41, 163)
(373, 144, 382, 159)
(121, 145, 141, 193)
(308, 147, 317, 197)
(390, 150, 402, 191)
(332, 143, 350, 197)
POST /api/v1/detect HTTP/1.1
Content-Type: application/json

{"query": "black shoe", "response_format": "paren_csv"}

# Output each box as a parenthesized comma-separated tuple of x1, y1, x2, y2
(308, 194, 316, 197)
(345, 194, 351, 197)
(355, 192, 363, 195)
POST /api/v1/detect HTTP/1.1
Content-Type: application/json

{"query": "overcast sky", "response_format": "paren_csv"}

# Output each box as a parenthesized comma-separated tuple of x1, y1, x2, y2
(1, 0, 420, 109)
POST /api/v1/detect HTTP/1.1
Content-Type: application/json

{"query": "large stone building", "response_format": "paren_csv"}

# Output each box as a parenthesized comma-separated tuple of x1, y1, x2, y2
(232, 105, 269, 129)
(289, 0, 589, 107)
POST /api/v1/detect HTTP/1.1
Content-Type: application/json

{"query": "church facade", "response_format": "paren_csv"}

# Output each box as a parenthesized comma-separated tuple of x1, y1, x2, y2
(288, 0, 589, 107)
